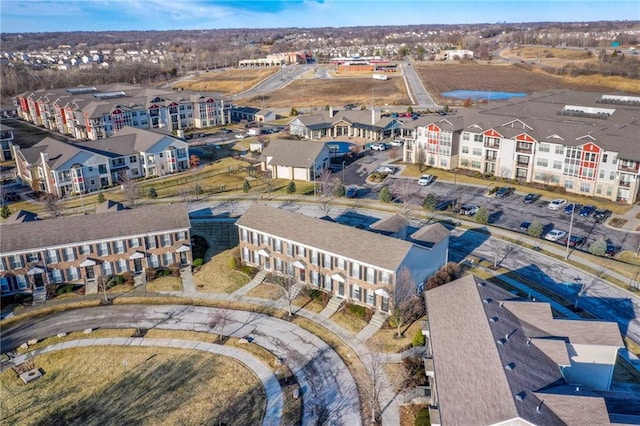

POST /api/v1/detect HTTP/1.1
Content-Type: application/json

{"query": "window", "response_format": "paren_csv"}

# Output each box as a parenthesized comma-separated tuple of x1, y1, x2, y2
(538, 143, 550, 153)
(352, 284, 361, 301)
(350, 262, 360, 279)
(310, 250, 318, 265)
(241, 229, 248, 242)
(251, 232, 258, 245)
(565, 180, 574, 189)
(114, 240, 125, 254)
(367, 268, 376, 284)
(462, 133, 470, 141)
(129, 155, 137, 163)
(609, 172, 616, 181)
(47, 249, 59, 263)
(337, 258, 346, 270)
(580, 182, 591, 193)
(602, 154, 608, 163)
(473, 134, 483, 143)
(242, 247, 250, 262)
(98, 242, 109, 256)
(287, 243, 294, 256)
(0, 277, 9, 292)
(274, 239, 282, 253)
(297, 245, 306, 257)
(67, 267, 80, 280)
(471, 160, 481, 169)
(555, 146, 564, 155)
(177, 231, 187, 241)
(381, 271, 390, 284)
(161, 234, 172, 247)
(163, 252, 173, 265)
(0, 258, 4, 271)
(129, 238, 140, 248)
(366, 290, 375, 306)
(311, 270, 319, 286)
(461, 146, 469, 154)
(28, 252, 39, 262)
(51, 269, 63, 283)
(472, 148, 482, 156)
(553, 160, 562, 170)
(440, 159, 448, 168)
(16, 275, 28, 290)
(599, 170, 605, 179)
(10, 255, 23, 269)
(536, 158, 548, 167)
(98, 164, 107, 174)
(101, 262, 113, 275)
(64, 247, 75, 261)
(147, 236, 157, 249)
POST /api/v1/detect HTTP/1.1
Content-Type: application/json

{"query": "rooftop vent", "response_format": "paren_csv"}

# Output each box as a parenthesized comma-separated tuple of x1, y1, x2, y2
(497, 338, 507, 346)
(477, 282, 486, 287)
(483, 298, 492, 304)
(499, 302, 504, 308)
(505, 362, 515, 371)
(490, 316, 499, 323)
(515, 392, 526, 401)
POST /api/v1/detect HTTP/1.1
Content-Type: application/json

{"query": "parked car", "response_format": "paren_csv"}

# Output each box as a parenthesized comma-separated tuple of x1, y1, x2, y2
(370, 143, 387, 151)
(564, 203, 581, 215)
(235, 133, 247, 139)
(593, 209, 612, 223)
(219, 128, 232, 134)
(459, 204, 479, 216)
(519, 221, 532, 232)
(523, 193, 541, 204)
(418, 174, 434, 186)
(345, 186, 358, 198)
(605, 244, 621, 257)
(435, 199, 455, 211)
(548, 198, 568, 210)
(544, 229, 567, 242)
(579, 205, 597, 217)
(390, 139, 404, 147)
(562, 235, 586, 247)
(2, 191, 20, 202)
(495, 187, 515, 198)
(376, 165, 396, 175)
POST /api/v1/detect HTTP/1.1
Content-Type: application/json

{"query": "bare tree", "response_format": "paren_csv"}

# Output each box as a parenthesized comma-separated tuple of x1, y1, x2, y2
(118, 170, 140, 208)
(361, 342, 389, 424)
(43, 194, 62, 217)
(275, 269, 303, 317)
(316, 169, 337, 216)
(258, 171, 274, 199)
(96, 275, 111, 303)
(388, 266, 423, 338)
(394, 179, 415, 220)
(632, 233, 640, 259)
(425, 262, 461, 291)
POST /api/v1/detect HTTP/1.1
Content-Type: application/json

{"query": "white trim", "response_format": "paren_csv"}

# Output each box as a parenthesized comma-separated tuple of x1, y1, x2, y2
(129, 251, 146, 260)
(176, 244, 191, 253)
(79, 258, 97, 267)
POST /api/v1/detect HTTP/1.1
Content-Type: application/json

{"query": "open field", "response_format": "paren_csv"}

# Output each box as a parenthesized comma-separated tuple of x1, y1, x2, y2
(414, 62, 625, 105)
(504, 46, 595, 62)
(247, 76, 411, 109)
(0, 346, 265, 426)
(172, 68, 279, 94)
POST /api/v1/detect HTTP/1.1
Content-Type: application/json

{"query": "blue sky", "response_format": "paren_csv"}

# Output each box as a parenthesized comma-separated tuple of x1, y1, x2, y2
(1, 0, 638, 33)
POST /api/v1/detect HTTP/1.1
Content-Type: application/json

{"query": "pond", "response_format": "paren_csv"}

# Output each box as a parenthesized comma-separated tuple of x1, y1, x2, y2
(441, 90, 528, 101)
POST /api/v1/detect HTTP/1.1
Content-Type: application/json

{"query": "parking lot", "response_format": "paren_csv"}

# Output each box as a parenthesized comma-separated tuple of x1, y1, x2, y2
(339, 150, 633, 254)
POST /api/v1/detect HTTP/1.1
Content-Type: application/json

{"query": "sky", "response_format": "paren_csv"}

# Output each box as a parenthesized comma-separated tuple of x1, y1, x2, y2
(0, 0, 639, 33)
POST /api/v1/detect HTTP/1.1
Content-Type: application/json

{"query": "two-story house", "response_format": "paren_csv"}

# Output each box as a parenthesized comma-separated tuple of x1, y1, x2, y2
(0, 204, 192, 297)
(236, 204, 448, 312)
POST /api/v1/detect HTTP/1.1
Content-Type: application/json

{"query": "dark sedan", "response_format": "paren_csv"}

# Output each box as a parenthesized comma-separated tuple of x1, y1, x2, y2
(495, 187, 515, 198)
(579, 205, 597, 217)
(606, 244, 621, 257)
(523, 193, 541, 204)
(564, 203, 581, 214)
(562, 235, 586, 247)
(593, 209, 612, 222)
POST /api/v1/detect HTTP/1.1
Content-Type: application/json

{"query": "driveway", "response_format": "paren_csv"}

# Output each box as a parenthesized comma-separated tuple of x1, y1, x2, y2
(2, 305, 361, 426)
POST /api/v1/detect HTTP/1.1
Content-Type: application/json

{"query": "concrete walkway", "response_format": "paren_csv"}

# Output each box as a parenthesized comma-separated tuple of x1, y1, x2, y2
(7, 338, 283, 426)
(606, 203, 640, 233)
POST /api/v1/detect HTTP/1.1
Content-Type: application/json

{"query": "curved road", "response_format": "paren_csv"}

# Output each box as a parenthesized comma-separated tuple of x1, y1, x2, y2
(2, 305, 362, 426)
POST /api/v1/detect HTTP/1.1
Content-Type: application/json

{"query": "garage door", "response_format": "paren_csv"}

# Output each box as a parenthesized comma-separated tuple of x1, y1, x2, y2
(276, 165, 293, 180)
(293, 167, 308, 181)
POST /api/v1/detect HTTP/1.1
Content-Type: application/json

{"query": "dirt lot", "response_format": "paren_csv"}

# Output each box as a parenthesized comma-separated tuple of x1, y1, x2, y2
(246, 75, 411, 109)
(414, 62, 616, 105)
(173, 68, 279, 93)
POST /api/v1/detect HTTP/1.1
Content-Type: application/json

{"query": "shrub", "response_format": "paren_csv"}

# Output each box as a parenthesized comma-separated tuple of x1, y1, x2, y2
(488, 186, 498, 194)
(56, 284, 75, 295)
(147, 187, 158, 198)
(475, 206, 489, 224)
(348, 303, 368, 319)
(589, 237, 607, 257)
(122, 272, 135, 285)
(528, 220, 544, 238)
(286, 181, 296, 194)
(379, 186, 393, 203)
(414, 408, 430, 426)
(412, 328, 426, 347)
(334, 183, 346, 197)
(422, 193, 436, 211)
(97, 192, 105, 204)
(193, 258, 204, 268)
(241, 265, 257, 277)
(228, 256, 238, 270)
(242, 180, 251, 193)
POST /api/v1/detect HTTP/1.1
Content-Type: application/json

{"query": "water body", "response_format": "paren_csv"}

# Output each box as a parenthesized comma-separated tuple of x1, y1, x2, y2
(442, 90, 528, 101)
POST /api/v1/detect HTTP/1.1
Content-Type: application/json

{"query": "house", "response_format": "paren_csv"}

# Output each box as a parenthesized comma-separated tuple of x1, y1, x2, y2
(423, 275, 635, 426)
(259, 139, 331, 181)
(230, 106, 261, 123)
(255, 109, 277, 123)
(0, 123, 14, 161)
(12, 126, 189, 197)
(235, 205, 448, 312)
(402, 90, 640, 204)
(0, 204, 192, 298)
(289, 108, 404, 142)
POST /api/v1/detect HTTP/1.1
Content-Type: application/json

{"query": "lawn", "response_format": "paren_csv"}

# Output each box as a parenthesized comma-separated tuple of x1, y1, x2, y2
(330, 307, 370, 334)
(0, 346, 265, 426)
(193, 248, 251, 293)
(292, 288, 330, 314)
(172, 67, 279, 94)
(367, 317, 425, 353)
(246, 283, 285, 300)
(146, 275, 183, 292)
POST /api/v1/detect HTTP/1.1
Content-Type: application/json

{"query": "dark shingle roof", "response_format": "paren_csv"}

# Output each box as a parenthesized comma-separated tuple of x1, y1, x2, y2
(1, 204, 190, 253)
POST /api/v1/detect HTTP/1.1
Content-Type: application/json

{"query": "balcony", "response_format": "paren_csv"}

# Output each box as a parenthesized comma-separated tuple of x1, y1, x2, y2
(517, 161, 529, 167)
(618, 164, 639, 173)
(516, 145, 532, 154)
(619, 180, 632, 188)
(484, 142, 500, 149)
(485, 155, 498, 162)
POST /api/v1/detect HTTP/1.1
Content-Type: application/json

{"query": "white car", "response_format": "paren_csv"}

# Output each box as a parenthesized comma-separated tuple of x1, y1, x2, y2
(544, 229, 567, 242)
(418, 174, 434, 186)
(370, 143, 387, 151)
(376, 165, 396, 175)
(548, 198, 568, 210)
(459, 204, 479, 216)
(390, 139, 404, 147)
(235, 133, 248, 139)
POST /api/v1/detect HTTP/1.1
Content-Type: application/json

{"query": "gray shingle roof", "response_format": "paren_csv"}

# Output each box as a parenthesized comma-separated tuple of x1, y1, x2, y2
(260, 139, 328, 168)
(0, 204, 190, 253)
(236, 204, 418, 271)
(425, 275, 621, 426)
(410, 223, 449, 246)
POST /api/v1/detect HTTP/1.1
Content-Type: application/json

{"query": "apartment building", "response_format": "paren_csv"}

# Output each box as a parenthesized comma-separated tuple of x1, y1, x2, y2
(424, 275, 633, 425)
(259, 139, 331, 181)
(0, 123, 15, 161)
(289, 108, 403, 141)
(403, 90, 640, 204)
(0, 204, 192, 296)
(236, 204, 448, 312)
(14, 83, 231, 141)
(12, 127, 189, 196)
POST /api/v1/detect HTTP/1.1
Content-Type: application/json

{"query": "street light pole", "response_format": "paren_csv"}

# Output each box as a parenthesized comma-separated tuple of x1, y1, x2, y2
(342, 160, 346, 184)
(566, 205, 574, 259)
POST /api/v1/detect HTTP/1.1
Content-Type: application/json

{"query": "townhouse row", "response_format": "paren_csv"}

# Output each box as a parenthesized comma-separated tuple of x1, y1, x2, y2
(13, 83, 231, 141)
(400, 90, 640, 204)
(236, 204, 449, 312)
(13, 127, 189, 197)
(0, 204, 191, 296)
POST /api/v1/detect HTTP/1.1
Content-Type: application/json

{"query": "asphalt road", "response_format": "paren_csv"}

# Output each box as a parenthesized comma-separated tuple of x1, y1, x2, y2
(400, 62, 440, 109)
(234, 65, 314, 100)
(2, 304, 362, 426)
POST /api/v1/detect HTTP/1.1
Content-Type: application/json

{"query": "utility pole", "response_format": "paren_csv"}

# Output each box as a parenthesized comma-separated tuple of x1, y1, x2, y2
(566, 204, 575, 259)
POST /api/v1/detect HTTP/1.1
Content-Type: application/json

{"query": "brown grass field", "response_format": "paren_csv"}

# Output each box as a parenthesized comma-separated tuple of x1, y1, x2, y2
(193, 248, 251, 293)
(0, 346, 265, 426)
(172, 68, 279, 93)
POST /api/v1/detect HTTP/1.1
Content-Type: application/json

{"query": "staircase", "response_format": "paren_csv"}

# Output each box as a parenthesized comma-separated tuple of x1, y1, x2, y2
(369, 310, 388, 329)
(355, 309, 389, 341)
(32, 287, 47, 304)
(320, 295, 344, 318)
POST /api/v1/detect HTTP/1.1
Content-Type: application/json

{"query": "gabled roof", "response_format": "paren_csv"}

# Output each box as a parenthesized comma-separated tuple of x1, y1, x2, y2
(18, 137, 93, 169)
(369, 214, 408, 235)
(2, 210, 39, 224)
(0, 204, 190, 253)
(425, 275, 623, 426)
(260, 138, 328, 168)
(236, 204, 422, 272)
(410, 223, 449, 247)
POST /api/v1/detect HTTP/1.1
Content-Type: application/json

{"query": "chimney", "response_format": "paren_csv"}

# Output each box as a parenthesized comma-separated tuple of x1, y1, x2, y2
(329, 106, 333, 117)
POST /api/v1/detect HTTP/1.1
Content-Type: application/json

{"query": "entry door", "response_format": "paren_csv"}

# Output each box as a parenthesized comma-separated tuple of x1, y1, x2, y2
(133, 259, 143, 273)
(338, 282, 345, 297)
(33, 273, 45, 288)
(85, 266, 95, 279)
(179, 252, 187, 265)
